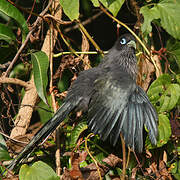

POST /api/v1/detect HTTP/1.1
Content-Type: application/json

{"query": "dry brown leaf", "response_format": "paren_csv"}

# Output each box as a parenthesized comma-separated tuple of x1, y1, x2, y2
(61, 168, 73, 180)
(80, 31, 90, 70)
(61, 153, 122, 180)
(131, 167, 138, 179)
(102, 154, 122, 167)
(137, 55, 155, 91)
(3, 176, 19, 180)
(158, 160, 172, 180)
(163, 151, 167, 164)
(81, 163, 108, 180)
(70, 151, 87, 179)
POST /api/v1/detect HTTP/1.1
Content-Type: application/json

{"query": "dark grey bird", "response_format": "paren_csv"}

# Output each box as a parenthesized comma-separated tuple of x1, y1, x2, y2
(7, 33, 158, 170)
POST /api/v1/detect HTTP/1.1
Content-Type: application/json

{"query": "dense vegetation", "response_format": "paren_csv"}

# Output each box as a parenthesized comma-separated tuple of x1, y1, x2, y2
(0, 0, 179, 179)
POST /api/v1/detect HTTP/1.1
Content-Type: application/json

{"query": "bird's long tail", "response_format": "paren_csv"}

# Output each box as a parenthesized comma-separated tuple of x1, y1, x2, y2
(7, 101, 76, 170)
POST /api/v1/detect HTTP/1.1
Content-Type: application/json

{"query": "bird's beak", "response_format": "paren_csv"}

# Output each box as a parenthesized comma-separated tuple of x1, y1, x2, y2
(127, 40, 136, 49)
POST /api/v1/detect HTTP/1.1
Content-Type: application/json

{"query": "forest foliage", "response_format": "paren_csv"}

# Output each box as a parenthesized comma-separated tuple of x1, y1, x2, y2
(0, 0, 180, 179)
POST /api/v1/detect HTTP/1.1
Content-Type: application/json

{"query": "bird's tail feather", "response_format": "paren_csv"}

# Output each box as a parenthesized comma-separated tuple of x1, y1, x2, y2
(7, 100, 76, 170)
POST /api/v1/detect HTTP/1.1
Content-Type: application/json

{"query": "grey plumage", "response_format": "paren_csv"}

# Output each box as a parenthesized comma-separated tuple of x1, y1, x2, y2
(7, 33, 158, 170)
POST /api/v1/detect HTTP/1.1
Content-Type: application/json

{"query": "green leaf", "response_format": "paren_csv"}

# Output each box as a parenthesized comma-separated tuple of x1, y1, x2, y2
(148, 74, 180, 112)
(31, 51, 49, 105)
(9, 63, 29, 80)
(19, 161, 59, 180)
(91, 0, 99, 7)
(170, 161, 180, 179)
(146, 114, 171, 149)
(0, 23, 16, 43)
(177, 74, 180, 84)
(59, 0, 79, 20)
(140, 6, 160, 35)
(70, 121, 88, 147)
(91, 0, 125, 16)
(156, 114, 171, 147)
(57, 70, 72, 92)
(0, 134, 11, 161)
(37, 95, 53, 124)
(140, 0, 180, 39)
(79, 160, 88, 168)
(0, 0, 28, 40)
(157, 0, 180, 40)
(148, 74, 171, 103)
(159, 84, 180, 112)
(99, 0, 125, 16)
(166, 38, 180, 69)
(0, 10, 10, 21)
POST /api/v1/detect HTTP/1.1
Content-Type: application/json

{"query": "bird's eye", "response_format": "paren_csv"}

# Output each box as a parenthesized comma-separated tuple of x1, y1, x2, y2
(120, 38, 126, 45)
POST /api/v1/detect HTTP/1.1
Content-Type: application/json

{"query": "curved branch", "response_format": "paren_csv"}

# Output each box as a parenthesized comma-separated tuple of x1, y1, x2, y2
(0, 77, 29, 88)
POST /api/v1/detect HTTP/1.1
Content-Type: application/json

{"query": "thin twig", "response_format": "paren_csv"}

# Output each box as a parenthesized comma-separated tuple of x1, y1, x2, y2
(126, 147, 131, 168)
(56, 25, 91, 69)
(64, 11, 103, 33)
(44, 14, 72, 25)
(26, 0, 36, 23)
(133, 151, 145, 176)
(53, 51, 108, 58)
(85, 133, 102, 180)
(7, 0, 44, 18)
(49, 18, 61, 176)
(48, 1, 63, 176)
(77, 21, 104, 54)
(0, 62, 11, 70)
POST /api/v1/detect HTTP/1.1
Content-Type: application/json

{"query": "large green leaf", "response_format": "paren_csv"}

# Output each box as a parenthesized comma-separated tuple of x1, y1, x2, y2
(148, 74, 180, 112)
(140, 0, 180, 39)
(19, 161, 59, 180)
(157, 0, 180, 39)
(146, 114, 171, 149)
(59, 0, 79, 20)
(0, 0, 28, 40)
(31, 51, 49, 105)
(0, 23, 16, 43)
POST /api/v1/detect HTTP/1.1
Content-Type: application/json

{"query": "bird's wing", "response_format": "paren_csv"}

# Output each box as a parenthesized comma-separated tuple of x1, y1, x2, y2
(88, 72, 158, 152)
(87, 71, 136, 147)
(119, 86, 158, 152)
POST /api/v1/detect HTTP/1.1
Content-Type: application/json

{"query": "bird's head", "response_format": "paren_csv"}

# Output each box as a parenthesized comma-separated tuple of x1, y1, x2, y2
(102, 33, 137, 78)
(101, 33, 137, 77)
(115, 33, 136, 52)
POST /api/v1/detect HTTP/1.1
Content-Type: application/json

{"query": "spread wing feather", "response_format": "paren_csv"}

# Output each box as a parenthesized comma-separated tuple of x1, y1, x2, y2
(88, 78, 158, 152)
(88, 75, 135, 146)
